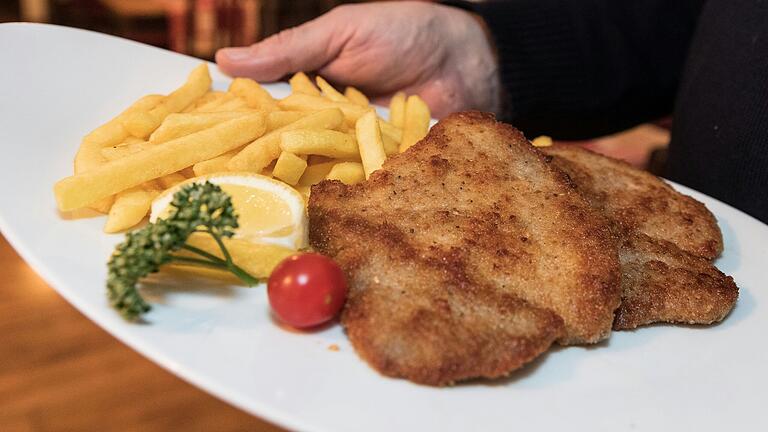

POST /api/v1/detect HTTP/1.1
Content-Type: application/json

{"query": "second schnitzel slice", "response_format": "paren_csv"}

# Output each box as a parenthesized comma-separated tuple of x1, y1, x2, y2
(309, 112, 621, 384)
(615, 232, 737, 329)
(541, 144, 738, 329)
(541, 144, 723, 260)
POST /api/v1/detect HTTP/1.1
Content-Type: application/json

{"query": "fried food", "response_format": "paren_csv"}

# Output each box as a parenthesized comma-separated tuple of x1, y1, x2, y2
(615, 233, 737, 329)
(122, 63, 212, 138)
(59, 64, 424, 231)
(289, 71, 321, 96)
(148, 112, 245, 144)
(75, 94, 164, 171)
(272, 151, 308, 185)
(103, 185, 159, 233)
(278, 93, 368, 125)
(55, 113, 266, 211)
(228, 77, 279, 111)
(298, 160, 337, 186)
(345, 86, 369, 107)
(389, 91, 406, 128)
(355, 111, 387, 179)
(542, 144, 723, 260)
(399, 95, 430, 152)
(228, 108, 345, 173)
(316, 76, 349, 103)
(309, 112, 621, 385)
(540, 144, 737, 329)
(280, 129, 359, 159)
(325, 161, 365, 185)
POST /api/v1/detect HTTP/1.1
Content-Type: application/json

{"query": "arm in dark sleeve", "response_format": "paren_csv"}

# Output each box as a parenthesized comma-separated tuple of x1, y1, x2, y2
(666, 0, 768, 222)
(471, 0, 705, 139)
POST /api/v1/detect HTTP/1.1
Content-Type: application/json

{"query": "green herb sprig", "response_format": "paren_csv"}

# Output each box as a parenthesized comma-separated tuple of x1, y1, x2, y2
(106, 182, 258, 320)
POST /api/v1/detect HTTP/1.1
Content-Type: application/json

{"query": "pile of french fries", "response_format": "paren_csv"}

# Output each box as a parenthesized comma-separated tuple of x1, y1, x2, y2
(53, 63, 431, 233)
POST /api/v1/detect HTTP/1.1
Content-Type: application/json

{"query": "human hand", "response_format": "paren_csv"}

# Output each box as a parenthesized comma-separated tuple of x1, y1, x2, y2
(216, 1, 500, 117)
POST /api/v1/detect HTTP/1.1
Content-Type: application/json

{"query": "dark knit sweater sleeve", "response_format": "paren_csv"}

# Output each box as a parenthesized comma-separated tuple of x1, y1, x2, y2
(470, 0, 705, 139)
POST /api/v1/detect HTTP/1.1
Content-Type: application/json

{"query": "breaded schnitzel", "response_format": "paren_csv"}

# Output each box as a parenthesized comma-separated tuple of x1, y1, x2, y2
(541, 144, 737, 329)
(541, 144, 723, 260)
(615, 232, 737, 329)
(309, 112, 621, 385)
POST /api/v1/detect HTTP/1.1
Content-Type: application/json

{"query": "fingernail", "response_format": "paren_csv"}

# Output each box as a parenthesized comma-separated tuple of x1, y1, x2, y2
(219, 47, 252, 61)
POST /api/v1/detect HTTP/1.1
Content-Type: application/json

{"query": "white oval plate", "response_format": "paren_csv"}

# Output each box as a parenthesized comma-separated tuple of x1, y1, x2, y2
(2, 23, 767, 432)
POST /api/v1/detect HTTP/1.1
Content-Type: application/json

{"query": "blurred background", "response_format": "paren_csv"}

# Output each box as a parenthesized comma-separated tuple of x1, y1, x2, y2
(6, 0, 347, 60)
(0, 2, 670, 431)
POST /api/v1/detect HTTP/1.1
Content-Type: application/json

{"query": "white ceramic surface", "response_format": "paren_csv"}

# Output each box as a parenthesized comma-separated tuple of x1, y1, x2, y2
(2, 23, 767, 432)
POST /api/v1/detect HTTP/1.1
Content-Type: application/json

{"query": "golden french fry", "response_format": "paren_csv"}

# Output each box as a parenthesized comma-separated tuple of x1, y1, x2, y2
(122, 63, 212, 138)
(101, 139, 151, 161)
(294, 185, 311, 202)
(156, 172, 187, 189)
(280, 129, 359, 159)
(158, 63, 212, 113)
(400, 95, 431, 152)
(228, 108, 344, 173)
(307, 155, 334, 164)
(531, 135, 554, 147)
(289, 72, 321, 96)
(88, 197, 115, 214)
(103, 186, 159, 233)
(172, 234, 294, 279)
(335, 121, 353, 134)
(55, 113, 266, 211)
(345, 86, 369, 107)
(191, 92, 232, 112)
(229, 77, 279, 111)
(326, 162, 365, 185)
(192, 149, 240, 176)
(121, 112, 157, 139)
(261, 162, 275, 178)
(381, 132, 400, 156)
(298, 160, 337, 186)
(75, 95, 163, 174)
(75, 94, 164, 214)
(316, 76, 349, 102)
(389, 91, 406, 128)
(184, 91, 225, 112)
(379, 119, 403, 142)
(123, 136, 146, 145)
(212, 97, 249, 112)
(356, 111, 387, 179)
(272, 151, 308, 186)
(83, 98, 161, 148)
(378, 120, 402, 156)
(267, 111, 306, 131)
(278, 93, 368, 125)
(149, 112, 246, 144)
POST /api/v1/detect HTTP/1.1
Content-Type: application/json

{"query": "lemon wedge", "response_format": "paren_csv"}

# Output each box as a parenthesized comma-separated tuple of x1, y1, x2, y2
(150, 173, 307, 249)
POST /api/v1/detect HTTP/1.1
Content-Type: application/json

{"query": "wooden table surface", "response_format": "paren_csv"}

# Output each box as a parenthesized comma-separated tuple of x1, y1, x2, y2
(0, 234, 288, 432)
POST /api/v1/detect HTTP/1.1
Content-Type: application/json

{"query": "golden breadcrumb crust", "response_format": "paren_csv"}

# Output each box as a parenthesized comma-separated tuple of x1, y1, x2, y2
(309, 112, 621, 385)
(542, 145, 737, 329)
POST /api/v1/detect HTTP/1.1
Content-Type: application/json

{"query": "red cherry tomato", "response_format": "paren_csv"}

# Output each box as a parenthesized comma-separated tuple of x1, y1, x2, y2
(267, 253, 348, 329)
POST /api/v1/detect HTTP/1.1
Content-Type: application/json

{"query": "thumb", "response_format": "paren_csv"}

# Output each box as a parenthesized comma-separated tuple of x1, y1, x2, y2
(216, 12, 349, 81)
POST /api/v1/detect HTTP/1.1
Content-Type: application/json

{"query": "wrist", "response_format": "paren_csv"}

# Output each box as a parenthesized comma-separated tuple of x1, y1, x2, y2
(437, 3, 502, 115)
